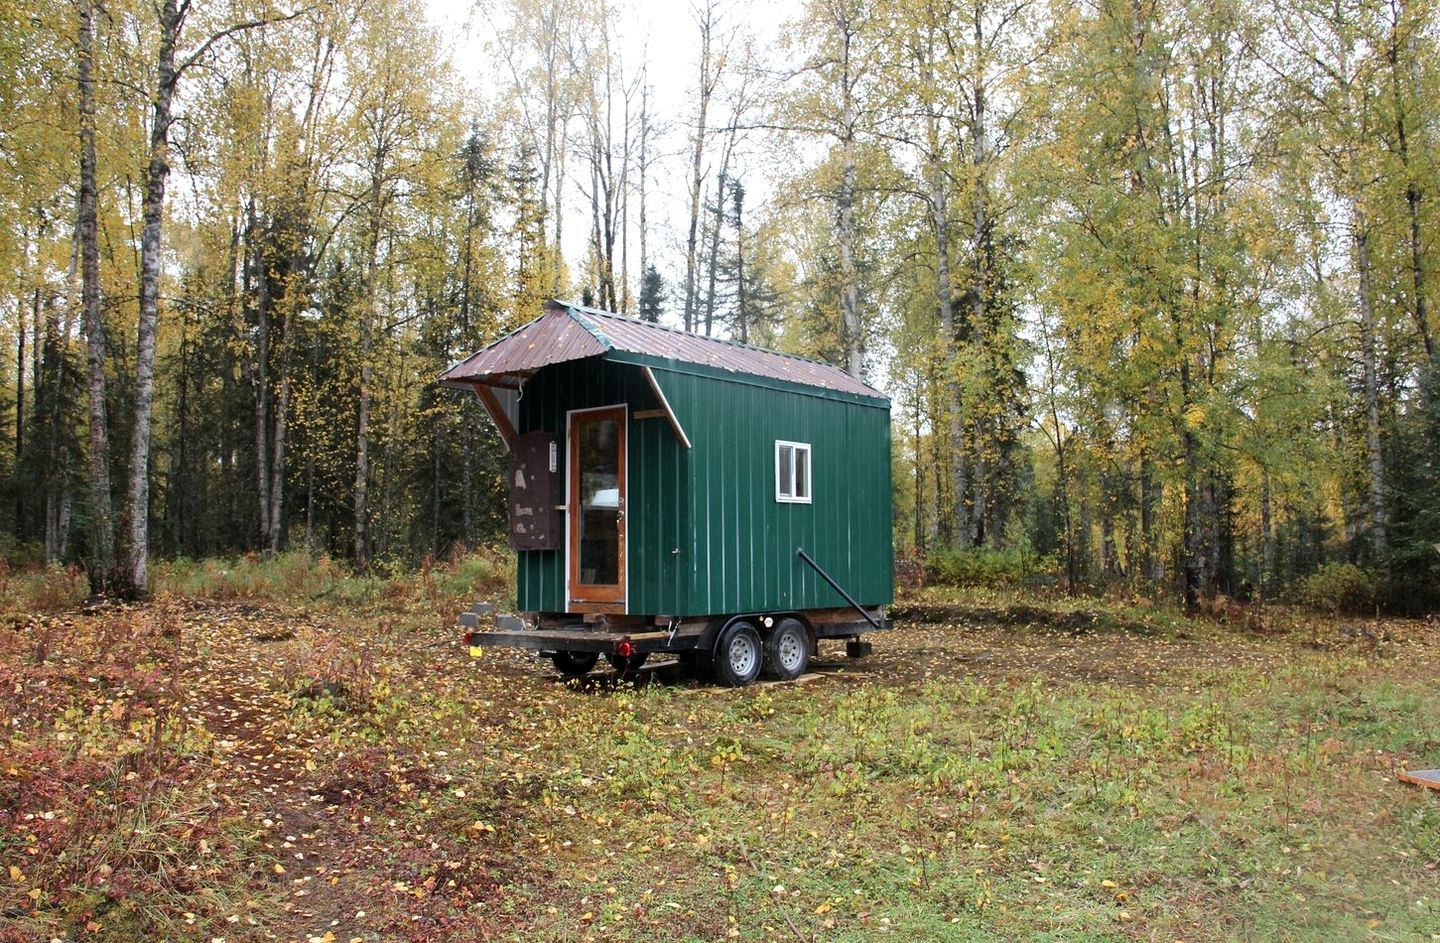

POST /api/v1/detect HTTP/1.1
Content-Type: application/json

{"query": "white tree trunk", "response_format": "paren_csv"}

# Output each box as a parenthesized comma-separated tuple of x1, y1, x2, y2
(77, 0, 116, 591)
(124, 0, 182, 595)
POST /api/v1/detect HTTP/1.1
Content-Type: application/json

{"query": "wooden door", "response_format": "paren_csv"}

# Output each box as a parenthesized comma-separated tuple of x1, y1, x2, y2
(568, 406, 626, 608)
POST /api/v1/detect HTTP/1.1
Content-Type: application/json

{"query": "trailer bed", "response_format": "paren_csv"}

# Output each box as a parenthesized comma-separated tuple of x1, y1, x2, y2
(469, 625, 708, 654)
(460, 603, 889, 685)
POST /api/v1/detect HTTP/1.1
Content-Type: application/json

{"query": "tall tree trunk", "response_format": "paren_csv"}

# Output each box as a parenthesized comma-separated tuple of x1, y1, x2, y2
(553, 131, 567, 293)
(1099, 475, 1117, 578)
(1260, 465, 1274, 601)
(1182, 452, 1202, 610)
(958, 8, 996, 548)
(431, 407, 443, 555)
(1181, 360, 1202, 611)
(703, 175, 724, 336)
(173, 312, 190, 554)
(1387, 6, 1433, 364)
(249, 201, 272, 551)
(268, 332, 290, 555)
(355, 166, 383, 571)
(924, 42, 968, 551)
(14, 295, 25, 538)
(1354, 217, 1388, 561)
(912, 389, 924, 552)
(734, 183, 748, 344)
(1139, 453, 1160, 583)
(684, 2, 716, 332)
(538, 1, 563, 292)
(462, 405, 474, 548)
(638, 79, 649, 316)
(1055, 439, 1076, 596)
(124, 0, 183, 596)
(56, 481, 72, 560)
(304, 450, 315, 550)
(77, 0, 116, 592)
(355, 320, 373, 569)
(837, 20, 863, 378)
(459, 173, 477, 550)
(222, 218, 242, 553)
(971, 448, 987, 548)
(44, 324, 63, 563)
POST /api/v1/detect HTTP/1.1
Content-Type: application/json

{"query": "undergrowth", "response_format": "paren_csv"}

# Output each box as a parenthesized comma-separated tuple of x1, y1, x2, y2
(156, 546, 514, 610)
(0, 546, 515, 618)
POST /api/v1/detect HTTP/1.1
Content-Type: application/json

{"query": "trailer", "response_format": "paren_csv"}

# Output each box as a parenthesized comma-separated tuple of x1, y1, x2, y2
(439, 300, 892, 686)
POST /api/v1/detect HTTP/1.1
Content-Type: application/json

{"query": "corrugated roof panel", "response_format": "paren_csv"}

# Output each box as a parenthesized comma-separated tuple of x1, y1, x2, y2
(583, 308, 884, 400)
(439, 300, 887, 403)
(438, 309, 604, 384)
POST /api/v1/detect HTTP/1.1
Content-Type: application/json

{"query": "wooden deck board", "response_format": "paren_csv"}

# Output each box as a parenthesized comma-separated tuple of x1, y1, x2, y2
(1398, 769, 1440, 791)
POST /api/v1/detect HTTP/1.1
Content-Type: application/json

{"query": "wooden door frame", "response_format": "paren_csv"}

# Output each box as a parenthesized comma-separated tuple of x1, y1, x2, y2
(565, 403, 627, 611)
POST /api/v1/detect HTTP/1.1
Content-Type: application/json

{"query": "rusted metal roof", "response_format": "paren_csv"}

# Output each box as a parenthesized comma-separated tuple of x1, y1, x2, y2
(439, 300, 886, 402)
(437, 305, 606, 388)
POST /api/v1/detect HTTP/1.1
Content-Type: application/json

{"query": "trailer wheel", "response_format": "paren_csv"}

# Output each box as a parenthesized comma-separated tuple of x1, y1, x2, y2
(552, 650, 599, 678)
(712, 621, 763, 687)
(606, 651, 649, 674)
(764, 618, 810, 681)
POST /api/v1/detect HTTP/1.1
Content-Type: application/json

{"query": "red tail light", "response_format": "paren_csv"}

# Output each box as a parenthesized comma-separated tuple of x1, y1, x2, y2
(616, 640, 635, 658)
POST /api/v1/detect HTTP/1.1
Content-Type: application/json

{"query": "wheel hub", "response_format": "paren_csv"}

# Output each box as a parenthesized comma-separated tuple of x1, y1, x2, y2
(729, 635, 757, 675)
(779, 631, 804, 669)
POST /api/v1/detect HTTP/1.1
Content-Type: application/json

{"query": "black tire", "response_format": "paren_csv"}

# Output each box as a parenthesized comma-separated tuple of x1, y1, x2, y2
(712, 621, 763, 687)
(606, 651, 649, 674)
(764, 618, 810, 681)
(552, 650, 599, 678)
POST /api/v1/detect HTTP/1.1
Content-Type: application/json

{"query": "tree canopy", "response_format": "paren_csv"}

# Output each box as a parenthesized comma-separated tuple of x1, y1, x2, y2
(0, 0, 1435, 608)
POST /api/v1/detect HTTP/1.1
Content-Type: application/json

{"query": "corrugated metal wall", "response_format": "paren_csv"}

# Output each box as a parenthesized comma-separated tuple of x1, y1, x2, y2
(515, 359, 690, 615)
(515, 357, 892, 618)
(650, 366, 892, 616)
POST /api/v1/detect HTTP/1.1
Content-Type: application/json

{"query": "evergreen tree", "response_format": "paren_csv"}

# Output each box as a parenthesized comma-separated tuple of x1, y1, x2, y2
(638, 265, 666, 323)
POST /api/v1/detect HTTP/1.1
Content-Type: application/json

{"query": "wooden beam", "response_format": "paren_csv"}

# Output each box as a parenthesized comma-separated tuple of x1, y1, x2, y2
(473, 383, 516, 449)
(641, 366, 692, 449)
(1399, 768, 1440, 791)
(633, 408, 668, 420)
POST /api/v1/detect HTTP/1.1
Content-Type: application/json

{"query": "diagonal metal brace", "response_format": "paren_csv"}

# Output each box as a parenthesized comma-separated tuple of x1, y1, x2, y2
(796, 548, 881, 629)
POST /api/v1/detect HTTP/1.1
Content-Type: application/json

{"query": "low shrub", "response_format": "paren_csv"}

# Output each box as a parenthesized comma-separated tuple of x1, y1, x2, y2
(1291, 562, 1378, 615)
(152, 545, 515, 609)
(0, 562, 86, 615)
(923, 545, 1058, 588)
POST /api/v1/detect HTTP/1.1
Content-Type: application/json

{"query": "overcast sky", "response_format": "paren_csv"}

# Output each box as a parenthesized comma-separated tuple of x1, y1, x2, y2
(420, 0, 799, 326)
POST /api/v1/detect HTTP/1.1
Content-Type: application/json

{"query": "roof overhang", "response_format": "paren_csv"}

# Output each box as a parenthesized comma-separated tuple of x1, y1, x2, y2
(437, 301, 890, 447)
(436, 304, 606, 389)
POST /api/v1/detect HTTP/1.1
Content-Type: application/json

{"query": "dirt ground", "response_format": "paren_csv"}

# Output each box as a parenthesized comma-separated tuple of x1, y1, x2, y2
(3, 595, 1437, 942)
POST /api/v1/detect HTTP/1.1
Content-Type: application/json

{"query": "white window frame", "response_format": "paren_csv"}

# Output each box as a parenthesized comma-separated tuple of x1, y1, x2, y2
(775, 440, 812, 504)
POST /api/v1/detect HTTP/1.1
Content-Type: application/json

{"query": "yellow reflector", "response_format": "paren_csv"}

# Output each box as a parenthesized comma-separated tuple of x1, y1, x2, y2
(468, 645, 482, 658)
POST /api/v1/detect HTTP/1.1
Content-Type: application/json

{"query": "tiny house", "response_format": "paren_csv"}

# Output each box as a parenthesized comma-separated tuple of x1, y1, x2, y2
(440, 300, 892, 685)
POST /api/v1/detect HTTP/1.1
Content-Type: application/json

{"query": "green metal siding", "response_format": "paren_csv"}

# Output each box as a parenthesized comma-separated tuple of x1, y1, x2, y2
(651, 367, 892, 616)
(514, 356, 893, 618)
(514, 358, 690, 615)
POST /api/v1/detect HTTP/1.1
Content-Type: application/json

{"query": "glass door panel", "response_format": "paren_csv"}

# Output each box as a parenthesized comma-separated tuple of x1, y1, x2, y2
(569, 407, 625, 604)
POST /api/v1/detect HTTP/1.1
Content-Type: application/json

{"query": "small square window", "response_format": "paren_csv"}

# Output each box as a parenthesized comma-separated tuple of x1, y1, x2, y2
(776, 440, 812, 504)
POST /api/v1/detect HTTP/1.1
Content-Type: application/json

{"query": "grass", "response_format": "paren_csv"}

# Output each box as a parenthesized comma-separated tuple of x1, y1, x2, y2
(0, 564, 1436, 941)
(0, 546, 515, 619)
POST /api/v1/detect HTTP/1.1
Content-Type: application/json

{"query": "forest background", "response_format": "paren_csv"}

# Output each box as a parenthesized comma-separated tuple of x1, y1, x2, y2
(1, 0, 1437, 612)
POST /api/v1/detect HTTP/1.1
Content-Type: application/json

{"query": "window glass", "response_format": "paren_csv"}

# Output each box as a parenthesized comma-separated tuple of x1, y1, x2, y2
(776, 441, 811, 503)
(577, 417, 620, 585)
